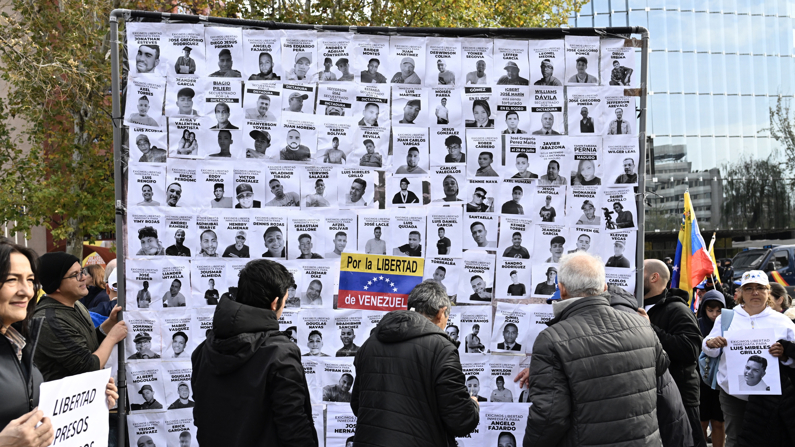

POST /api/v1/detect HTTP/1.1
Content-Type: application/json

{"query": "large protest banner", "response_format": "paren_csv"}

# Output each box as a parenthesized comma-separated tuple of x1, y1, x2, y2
(111, 10, 649, 445)
(38, 369, 111, 447)
(338, 253, 425, 311)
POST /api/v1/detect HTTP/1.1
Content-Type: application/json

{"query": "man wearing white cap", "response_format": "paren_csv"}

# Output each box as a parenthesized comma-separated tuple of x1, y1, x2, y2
(497, 61, 529, 85)
(223, 230, 250, 258)
(235, 183, 261, 209)
(286, 52, 313, 80)
(391, 56, 421, 84)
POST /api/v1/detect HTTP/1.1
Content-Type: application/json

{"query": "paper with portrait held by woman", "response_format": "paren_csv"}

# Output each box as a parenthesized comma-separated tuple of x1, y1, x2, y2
(725, 328, 782, 395)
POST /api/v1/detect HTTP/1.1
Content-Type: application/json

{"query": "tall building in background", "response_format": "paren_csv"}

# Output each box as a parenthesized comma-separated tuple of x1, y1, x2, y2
(570, 0, 795, 259)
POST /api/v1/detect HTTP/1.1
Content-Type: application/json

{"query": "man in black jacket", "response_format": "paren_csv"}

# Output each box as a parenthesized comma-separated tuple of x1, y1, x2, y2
(519, 252, 669, 446)
(351, 280, 479, 446)
(191, 259, 318, 447)
(643, 259, 706, 447)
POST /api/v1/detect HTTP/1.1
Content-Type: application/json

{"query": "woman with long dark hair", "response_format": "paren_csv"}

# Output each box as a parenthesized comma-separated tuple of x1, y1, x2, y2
(0, 239, 119, 447)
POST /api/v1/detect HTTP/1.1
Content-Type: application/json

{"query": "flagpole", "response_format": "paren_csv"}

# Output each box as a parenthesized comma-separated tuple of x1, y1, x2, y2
(635, 31, 650, 308)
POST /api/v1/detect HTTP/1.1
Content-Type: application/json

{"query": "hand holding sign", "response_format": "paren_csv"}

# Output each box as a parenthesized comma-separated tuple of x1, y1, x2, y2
(0, 408, 54, 447)
(37, 369, 111, 447)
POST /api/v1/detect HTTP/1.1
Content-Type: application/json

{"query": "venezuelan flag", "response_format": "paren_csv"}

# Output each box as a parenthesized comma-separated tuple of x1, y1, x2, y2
(671, 191, 716, 309)
(338, 253, 425, 311)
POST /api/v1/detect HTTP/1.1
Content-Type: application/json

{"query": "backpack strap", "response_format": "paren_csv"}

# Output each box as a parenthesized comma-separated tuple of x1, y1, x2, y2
(720, 309, 734, 334)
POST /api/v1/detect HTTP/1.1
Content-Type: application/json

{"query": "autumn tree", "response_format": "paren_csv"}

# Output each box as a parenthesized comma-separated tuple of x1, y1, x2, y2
(720, 154, 794, 230)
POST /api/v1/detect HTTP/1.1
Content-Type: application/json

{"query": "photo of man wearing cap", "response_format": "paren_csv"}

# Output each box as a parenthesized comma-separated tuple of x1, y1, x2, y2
(222, 230, 251, 258)
(392, 177, 419, 204)
(210, 183, 233, 208)
(605, 240, 631, 268)
(129, 332, 160, 359)
(539, 195, 556, 222)
(545, 235, 566, 263)
(497, 61, 529, 85)
(284, 91, 309, 112)
(568, 56, 598, 84)
(234, 183, 261, 208)
(136, 134, 168, 163)
(534, 267, 558, 295)
(175, 46, 196, 74)
(399, 99, 422, 124)
(132, 384, 163, 411)
(391, 56, 421, 84)
(534, 59, 562, 86)
(168, 382, 195, 409)
(175, 87, 199, 116)
(245, 93, 277, 121)
(246, 130, 272, 159)
(286, 52, 313, 80)
(281, 129, 312, 161)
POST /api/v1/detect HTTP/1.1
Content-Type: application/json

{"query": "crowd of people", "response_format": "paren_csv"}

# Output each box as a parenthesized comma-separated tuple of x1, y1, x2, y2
(3, 237, 795, 447)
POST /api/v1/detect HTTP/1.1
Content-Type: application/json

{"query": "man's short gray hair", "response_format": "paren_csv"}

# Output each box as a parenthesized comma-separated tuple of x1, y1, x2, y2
(407, 280, 451, 319)
(558, 251, 606, 297)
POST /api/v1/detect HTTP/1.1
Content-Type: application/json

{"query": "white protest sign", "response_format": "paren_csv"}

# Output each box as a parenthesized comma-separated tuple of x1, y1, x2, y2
(726, 328, 782, 395)
(39, 368, 111, 447)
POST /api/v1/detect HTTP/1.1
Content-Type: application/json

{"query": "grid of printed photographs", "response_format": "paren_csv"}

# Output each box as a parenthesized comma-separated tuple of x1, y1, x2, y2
(123, 22, 641, 447)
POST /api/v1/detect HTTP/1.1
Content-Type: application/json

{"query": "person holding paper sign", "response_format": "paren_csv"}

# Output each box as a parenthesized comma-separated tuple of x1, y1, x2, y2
(192, 259, 319, 446)
(174, 46, 196, 75)
(702, 270, 795, 446)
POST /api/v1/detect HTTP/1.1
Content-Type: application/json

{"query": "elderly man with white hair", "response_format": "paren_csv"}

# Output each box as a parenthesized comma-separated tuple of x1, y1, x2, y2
(515, 251, 669, 447)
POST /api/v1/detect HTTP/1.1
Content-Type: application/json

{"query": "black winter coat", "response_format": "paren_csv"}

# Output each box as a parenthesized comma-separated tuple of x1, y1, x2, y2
(646, 288, 703, 407)
(607, 286, 693, 447)
(351, 310, 479, 447)
(0, 319, 43, 430)
(523, 295, 669, 447)
(191, 298, 318, 447)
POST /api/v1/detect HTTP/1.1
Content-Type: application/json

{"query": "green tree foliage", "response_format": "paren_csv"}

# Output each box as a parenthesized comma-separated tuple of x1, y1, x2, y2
(0, 0, 581, 257)
(720, 153, 794, 230)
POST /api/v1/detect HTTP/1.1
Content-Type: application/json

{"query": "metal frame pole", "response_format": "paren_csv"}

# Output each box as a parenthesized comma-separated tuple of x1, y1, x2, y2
(635, 27, 650, 307)
(109, 9, 129, 447)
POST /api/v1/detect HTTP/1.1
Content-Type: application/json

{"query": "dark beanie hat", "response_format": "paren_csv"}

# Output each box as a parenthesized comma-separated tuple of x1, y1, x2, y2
(38, 252, 80, 294)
